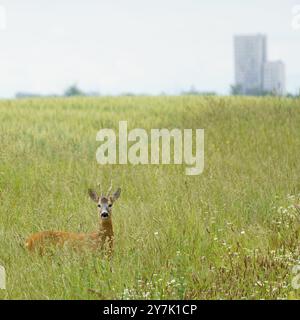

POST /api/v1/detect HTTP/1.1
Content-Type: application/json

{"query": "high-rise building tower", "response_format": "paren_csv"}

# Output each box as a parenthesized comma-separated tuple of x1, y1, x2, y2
(234, 34, 267, 94)
(263, 61, 286, 95)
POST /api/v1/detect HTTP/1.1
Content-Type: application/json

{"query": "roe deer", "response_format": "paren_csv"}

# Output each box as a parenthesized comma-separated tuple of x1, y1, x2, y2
(25, 186, 121, 255)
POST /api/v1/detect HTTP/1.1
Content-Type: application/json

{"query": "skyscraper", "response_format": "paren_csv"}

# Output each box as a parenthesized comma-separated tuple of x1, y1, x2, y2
(234, 34, 267, 94)
(263, 61, 286, 95)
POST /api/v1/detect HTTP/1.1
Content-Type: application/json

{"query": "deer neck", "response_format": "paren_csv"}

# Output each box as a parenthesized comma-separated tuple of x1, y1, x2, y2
(98, 219, 113, 237)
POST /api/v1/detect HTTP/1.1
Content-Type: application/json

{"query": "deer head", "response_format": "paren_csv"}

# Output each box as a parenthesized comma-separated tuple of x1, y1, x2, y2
(88, 187, 121, 221)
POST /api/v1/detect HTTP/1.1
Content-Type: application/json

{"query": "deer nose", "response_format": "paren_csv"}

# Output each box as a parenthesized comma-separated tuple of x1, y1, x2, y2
(101, 212, 109, 218)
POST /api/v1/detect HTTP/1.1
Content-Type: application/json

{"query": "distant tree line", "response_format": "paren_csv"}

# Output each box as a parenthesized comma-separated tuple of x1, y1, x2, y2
(15, 84, 219, 99)
(15, 83, 300, 99)
(180, 86, 217, 96)
(230, 84, 300, 98)
(15, 84, 99, 99)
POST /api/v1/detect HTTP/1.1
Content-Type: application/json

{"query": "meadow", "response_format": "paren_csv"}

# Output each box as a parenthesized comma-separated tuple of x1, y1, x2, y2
(0, 95, 300, 300)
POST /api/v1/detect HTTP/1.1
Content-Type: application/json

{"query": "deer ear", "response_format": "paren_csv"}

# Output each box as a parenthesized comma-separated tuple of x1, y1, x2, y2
(88, 189, 99, 202)
(112, 188, 121, 201)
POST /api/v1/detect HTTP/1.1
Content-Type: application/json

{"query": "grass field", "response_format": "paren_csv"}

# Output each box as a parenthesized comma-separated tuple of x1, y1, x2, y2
(0, 96, 300, 300)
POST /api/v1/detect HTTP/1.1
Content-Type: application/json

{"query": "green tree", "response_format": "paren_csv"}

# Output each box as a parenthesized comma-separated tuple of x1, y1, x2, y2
(64, 84, 85, 97)
(230, 84, 242, 95)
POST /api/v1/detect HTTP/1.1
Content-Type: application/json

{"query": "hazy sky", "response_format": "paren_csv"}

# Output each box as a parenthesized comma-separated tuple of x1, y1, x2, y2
(0, 0, 299, 97)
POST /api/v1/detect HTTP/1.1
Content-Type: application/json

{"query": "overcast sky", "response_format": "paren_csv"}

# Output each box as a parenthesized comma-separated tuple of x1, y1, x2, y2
(0, 0, 299, 97)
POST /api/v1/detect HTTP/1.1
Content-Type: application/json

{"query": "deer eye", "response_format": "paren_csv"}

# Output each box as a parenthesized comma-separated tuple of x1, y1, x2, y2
(108, 204, 112, 208)
(97, 204, 101, 208)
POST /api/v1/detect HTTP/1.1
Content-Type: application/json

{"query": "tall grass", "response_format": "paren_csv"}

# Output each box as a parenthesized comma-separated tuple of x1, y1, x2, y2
(0, 96, 300, 299)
